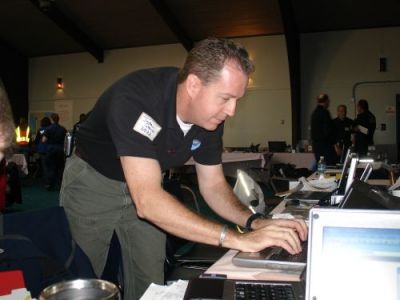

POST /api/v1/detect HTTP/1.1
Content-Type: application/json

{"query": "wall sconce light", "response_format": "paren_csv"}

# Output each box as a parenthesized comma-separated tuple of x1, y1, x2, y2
(56, 77, 64, 90)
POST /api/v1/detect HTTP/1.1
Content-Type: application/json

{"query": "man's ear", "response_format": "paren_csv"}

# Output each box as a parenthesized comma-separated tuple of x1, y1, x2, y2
(186, 74, 202, 99)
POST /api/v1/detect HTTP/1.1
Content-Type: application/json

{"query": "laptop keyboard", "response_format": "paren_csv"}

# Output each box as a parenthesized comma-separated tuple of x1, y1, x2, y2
(234, 282, 296, 300)
(269, 241, 308, 262)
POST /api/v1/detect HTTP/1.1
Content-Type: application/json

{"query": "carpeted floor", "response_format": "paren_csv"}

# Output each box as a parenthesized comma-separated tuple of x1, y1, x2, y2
(4, 176, 59, 214)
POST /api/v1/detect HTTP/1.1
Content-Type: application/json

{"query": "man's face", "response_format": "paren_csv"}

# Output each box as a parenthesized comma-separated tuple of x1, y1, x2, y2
(188, 61, 248, 131)
(337, 106, 346, 119)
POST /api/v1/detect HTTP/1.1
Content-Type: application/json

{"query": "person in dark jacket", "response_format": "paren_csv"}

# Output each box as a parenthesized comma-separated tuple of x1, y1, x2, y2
(332, 104, 353, 162)
(311, 93, 337, 166)
(35, 116, 51, 178)
(42, 113, 67, 190)
(71, 112, 88, 148)
(353, 99, 376, 155)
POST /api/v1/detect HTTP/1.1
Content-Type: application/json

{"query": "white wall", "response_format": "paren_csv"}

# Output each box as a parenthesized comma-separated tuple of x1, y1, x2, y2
(301, 27, 400, 145)
(224, 36, 291, 148)
(29, 44, 187, 129)
(29, 27, 400, 148)
(29, 36, 292, 147)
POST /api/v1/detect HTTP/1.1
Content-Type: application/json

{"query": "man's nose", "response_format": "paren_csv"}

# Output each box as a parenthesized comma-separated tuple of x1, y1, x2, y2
(224, 99, 237, 117)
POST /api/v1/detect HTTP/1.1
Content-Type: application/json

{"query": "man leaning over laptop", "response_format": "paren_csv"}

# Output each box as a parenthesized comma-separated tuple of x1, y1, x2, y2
(60, 37, 308, 299)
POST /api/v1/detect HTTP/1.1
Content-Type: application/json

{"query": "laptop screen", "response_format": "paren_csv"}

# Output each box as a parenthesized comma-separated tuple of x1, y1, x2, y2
(307, 209, 400, 300)
(336, 148, 352, 191)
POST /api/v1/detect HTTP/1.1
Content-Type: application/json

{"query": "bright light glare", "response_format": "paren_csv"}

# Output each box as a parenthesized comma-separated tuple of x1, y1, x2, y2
(238, 171, 251, 197)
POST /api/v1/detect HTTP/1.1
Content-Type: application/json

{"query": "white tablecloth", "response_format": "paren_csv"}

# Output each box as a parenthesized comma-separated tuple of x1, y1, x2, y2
(270, 152, 315, 170)
(183, 152, 265, 177)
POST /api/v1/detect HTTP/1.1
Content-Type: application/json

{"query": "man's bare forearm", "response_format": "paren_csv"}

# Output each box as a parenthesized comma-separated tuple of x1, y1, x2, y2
(121, 156, 306, 254)
(131, 184, 242, 249)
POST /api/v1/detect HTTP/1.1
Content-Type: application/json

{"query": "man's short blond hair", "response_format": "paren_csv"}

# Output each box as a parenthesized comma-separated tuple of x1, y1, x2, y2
(179, 37, 255, 85)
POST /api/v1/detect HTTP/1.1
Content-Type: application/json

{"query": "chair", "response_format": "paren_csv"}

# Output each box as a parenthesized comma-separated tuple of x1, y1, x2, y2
(233, 169, 265, 214)
(241, 152, 296, 207)
(0, 207, 96, 297)
(163, 178, 227, 283)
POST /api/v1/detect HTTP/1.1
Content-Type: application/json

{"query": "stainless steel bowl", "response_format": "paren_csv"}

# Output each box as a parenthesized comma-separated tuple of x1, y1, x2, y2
(39, 279, 121, 300)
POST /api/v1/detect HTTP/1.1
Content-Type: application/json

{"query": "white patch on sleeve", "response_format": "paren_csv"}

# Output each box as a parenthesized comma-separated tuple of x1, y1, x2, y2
(133, 112, 162, 141)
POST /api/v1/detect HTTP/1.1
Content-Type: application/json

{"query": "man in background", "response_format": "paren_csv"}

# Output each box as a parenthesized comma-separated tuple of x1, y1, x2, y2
(42, 113, 67, 190)
(353, 99, 376, 155)
(311, 93, 337, 166)
(332, 104, 353, 162)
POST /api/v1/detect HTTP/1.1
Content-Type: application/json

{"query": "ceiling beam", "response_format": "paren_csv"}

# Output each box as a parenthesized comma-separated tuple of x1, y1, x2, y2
(278, 0, 301, 146)
(149, 0, 193, 51)
(30, 0, 104, 63)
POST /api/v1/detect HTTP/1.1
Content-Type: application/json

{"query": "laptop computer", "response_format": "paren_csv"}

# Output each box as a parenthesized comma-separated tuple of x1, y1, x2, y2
(338, 178, 400, 209)
(306, 208, 400, 300)
(185, 209, 400, 300)
(232, 238, 308, 271)
(229, 161, 356, 272)
(183, 277, 305, 299)
(231, 171, 389, 271)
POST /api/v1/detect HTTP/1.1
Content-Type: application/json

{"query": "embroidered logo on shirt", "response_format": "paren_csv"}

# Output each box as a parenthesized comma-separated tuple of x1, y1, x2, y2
(191, 139, 201, 151)
(133, 112, 161, 141)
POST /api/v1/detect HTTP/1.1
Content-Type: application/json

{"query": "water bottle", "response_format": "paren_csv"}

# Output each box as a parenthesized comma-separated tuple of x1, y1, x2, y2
(317, 156, 326, 178)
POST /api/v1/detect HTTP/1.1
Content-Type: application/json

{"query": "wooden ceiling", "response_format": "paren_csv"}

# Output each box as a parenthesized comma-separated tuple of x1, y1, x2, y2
(1, 0, 400, 62)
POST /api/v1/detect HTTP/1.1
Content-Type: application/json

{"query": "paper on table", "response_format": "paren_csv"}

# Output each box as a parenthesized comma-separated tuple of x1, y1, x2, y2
(140, 280, 188, 300)
(298, 176, 337, 192)
(204, 250, 302, 282)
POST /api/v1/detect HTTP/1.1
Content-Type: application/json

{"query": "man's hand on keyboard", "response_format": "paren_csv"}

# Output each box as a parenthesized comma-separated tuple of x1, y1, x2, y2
(253, 218, 308, 241)
(235, 218, 308, 255)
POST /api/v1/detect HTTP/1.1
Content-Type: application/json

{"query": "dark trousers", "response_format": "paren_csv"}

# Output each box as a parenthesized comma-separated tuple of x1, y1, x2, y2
(313, 141, 337, 167)
(45, 145, 65, 187)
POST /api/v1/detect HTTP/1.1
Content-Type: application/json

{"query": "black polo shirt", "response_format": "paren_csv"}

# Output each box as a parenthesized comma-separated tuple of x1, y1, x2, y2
(43, 123, 67, 146)
(77, 67, 223, 182)
(333, 117, 353, 147)
(354, 110, 376, 154)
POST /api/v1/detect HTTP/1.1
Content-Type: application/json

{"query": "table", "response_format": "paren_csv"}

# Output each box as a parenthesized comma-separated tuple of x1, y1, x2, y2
(185, 152, 265, 166)
(221, 152, 265, 177)
(179, 152, 265, 178)
(270, 152, 315, 170)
